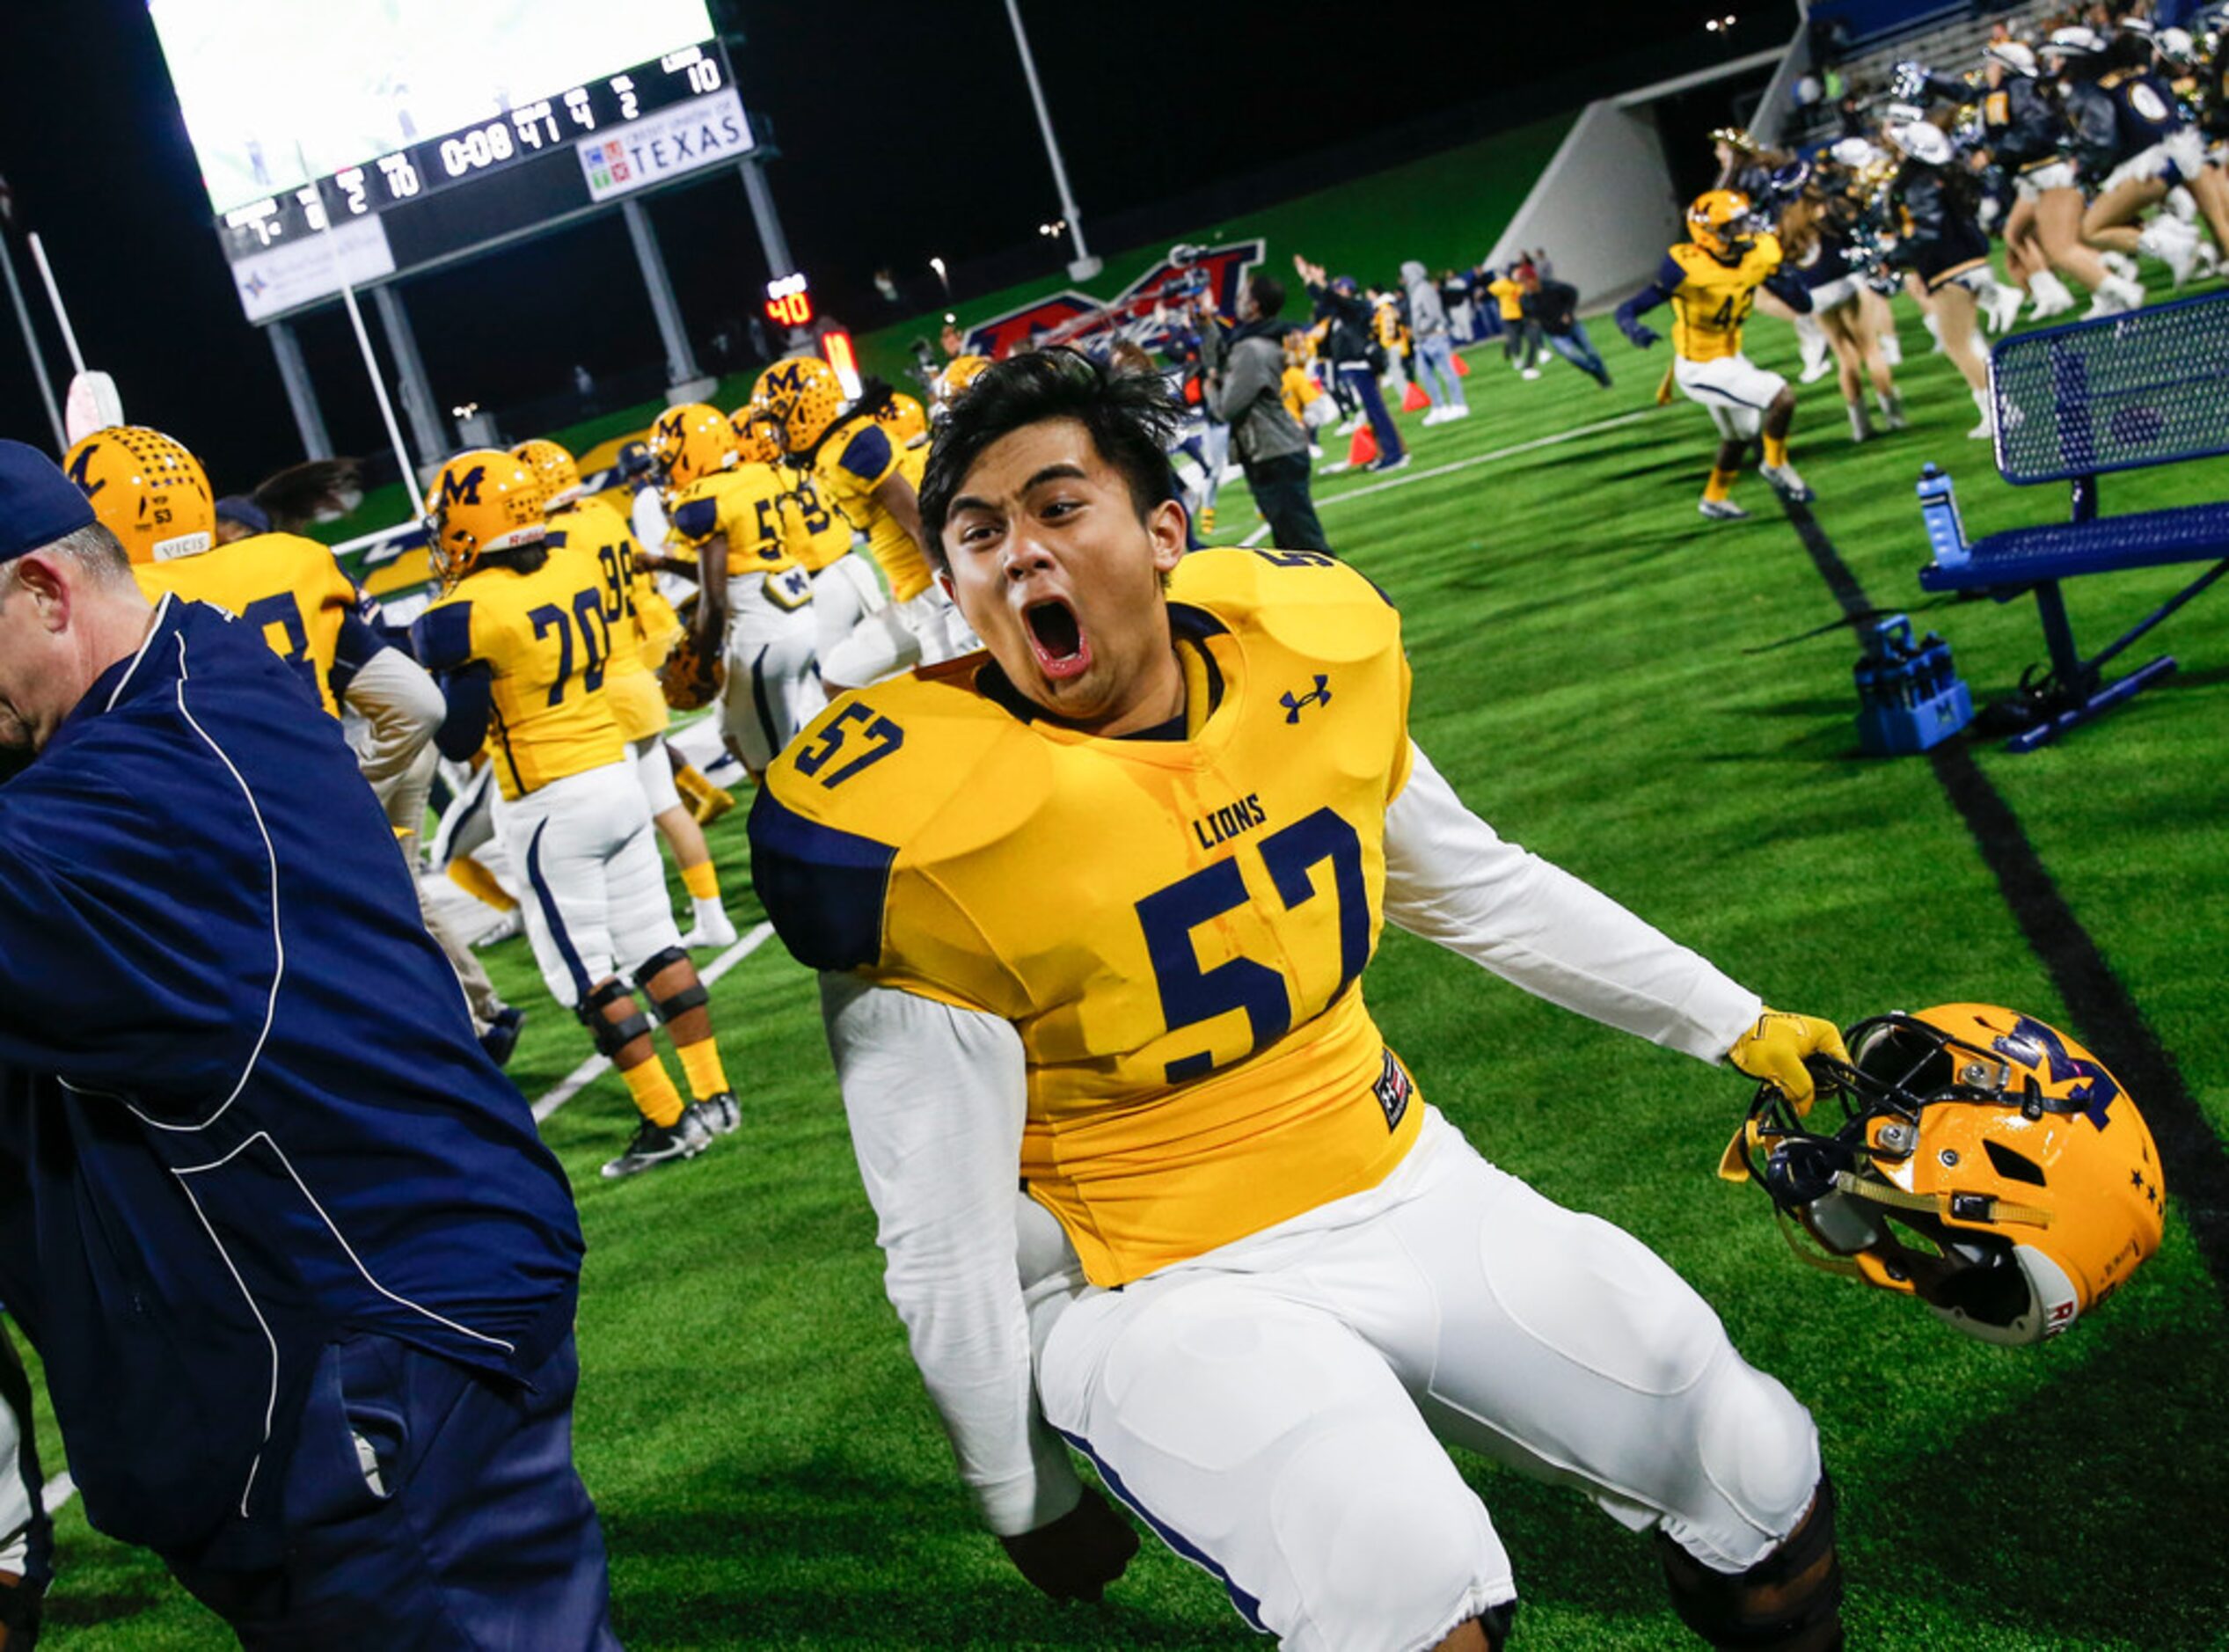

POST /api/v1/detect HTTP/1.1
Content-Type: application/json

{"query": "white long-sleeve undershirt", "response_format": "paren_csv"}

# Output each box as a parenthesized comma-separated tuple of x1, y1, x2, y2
(820, 739, 1765, 1536)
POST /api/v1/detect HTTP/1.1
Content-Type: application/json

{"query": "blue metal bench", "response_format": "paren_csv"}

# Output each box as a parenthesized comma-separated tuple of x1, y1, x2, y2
(1915, 289, 2229, 752)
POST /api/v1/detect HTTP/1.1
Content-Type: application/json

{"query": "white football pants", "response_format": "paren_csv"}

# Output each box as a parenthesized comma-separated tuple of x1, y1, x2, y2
(1028, 1107, 1822, 1652)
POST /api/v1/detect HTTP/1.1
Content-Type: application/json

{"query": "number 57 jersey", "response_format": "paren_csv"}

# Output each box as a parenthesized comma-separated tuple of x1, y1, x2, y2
(751, 548, 1421, 1286)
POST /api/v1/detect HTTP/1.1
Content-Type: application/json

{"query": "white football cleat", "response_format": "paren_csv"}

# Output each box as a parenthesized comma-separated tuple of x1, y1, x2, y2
(1761, 462, 1814, 503)
(1698, 496, 1751, 521)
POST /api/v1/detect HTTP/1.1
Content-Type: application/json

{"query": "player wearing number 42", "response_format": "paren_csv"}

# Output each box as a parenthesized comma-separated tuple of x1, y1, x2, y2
(413, 449, 742, 1181)
(750, 350, 1866, 1649)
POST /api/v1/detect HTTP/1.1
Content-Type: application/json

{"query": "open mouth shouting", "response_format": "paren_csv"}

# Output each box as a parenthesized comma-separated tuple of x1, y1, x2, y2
(1023, 596, 1093, 683)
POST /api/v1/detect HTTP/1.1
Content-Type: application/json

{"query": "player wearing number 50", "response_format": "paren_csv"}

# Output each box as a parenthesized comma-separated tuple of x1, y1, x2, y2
(0, 442, 614, 1647)
(749, 353, 1853, 1650)
(651, 405, 823, 778)
(414, 450, 739, 1181)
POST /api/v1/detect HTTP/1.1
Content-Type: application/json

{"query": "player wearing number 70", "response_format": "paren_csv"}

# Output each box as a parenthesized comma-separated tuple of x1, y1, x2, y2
(415, 450, 741, 1181)
(749, 351, 1853, 1651)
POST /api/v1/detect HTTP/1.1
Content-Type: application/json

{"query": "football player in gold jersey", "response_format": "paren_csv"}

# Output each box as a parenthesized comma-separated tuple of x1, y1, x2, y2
(1617, 191, 1818, 522)
(415, 450, 738, 1180)
(63, 426, 525, 1063)
(517, 437, 736, 949)
(654, 404, 823, 778)
(749, 352, 1852, 1648)
(752, 355, 973, 683)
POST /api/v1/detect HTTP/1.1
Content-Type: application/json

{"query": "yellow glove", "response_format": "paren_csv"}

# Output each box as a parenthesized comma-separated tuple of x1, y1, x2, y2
(1727, 1009, 1850, 1115)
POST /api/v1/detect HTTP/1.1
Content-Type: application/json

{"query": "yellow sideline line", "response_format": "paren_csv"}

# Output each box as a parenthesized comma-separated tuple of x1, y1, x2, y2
(1239, 407, 1657, 545)
(530, 922, 777, 1122)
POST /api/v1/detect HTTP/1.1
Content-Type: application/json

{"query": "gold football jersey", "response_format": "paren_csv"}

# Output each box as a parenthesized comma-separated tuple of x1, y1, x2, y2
(133, 531, 360, 718)
(667, 464, 814, 616)
(808, 414, 934, 603)
(781, 472, 855, 575)
(546, 497, 666, 742)
(417, 552, 625, 800)
(1666, 233, 1782, 363)
(754, 547, 1421, 1285)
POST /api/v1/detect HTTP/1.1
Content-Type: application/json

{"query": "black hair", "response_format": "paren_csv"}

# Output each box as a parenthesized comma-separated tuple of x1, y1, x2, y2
(918, 348, 1182, 566)
(1247, 273, 1287, 317)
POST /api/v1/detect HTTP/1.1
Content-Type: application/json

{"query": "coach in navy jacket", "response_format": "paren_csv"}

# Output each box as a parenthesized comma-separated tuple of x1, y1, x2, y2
(0, 442, 616, 1648)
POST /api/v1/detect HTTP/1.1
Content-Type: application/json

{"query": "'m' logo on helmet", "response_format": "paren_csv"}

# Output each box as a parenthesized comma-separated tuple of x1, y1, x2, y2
(765, 363, 808, 395)
(441, 464, 486, 509)
(66, 443, 104, 498)
(1996, 1016, 2121, 1129)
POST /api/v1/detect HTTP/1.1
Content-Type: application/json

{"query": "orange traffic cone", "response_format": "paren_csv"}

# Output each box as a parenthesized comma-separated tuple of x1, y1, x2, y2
(1401, 380, 1431, 413)
(1451, 352, 1472, 377)
(1348, 420, 1379, 469)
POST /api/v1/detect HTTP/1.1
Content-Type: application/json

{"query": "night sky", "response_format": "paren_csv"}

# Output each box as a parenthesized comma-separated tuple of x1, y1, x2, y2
(0, 0, 1790, 494)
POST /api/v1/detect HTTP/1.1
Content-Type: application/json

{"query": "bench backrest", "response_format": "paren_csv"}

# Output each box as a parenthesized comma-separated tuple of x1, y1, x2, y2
(1991, 289, 2229, 486)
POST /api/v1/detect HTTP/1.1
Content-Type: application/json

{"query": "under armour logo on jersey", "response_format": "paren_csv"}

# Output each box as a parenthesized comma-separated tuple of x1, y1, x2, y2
(1280, 676, 1332, 722)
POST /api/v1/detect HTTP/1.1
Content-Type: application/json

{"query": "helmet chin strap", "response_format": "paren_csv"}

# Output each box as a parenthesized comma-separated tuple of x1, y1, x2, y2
(1823, 1169, 2055, 1232)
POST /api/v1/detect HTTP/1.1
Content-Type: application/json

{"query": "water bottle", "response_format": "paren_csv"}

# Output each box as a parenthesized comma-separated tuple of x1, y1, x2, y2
(1918, 464, 1969, 570)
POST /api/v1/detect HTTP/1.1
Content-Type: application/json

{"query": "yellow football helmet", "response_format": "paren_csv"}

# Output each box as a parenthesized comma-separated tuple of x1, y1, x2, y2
(877, 391, 929, 447)
(932, 353, 992, 413)
(728, 405, 786, 467)
(422, 449, 545, 583)
(1687, 189, 1758, 258)
(752, 355, 846, 455)
(512, 437, 583, 511)
(62, 425, 215, 566)
(650, 403, 738, 490)
(1722, 1005, 2164, 1346)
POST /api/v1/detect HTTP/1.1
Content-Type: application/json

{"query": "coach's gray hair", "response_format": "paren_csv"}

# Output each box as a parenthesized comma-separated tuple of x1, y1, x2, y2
(0, 521, 133, 595)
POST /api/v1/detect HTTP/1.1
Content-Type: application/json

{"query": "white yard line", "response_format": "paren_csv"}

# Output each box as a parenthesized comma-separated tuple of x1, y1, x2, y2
(1239, 407, 1656, 545)
(41, 1468, 73, 1513)
(530, 921, 776, 1122)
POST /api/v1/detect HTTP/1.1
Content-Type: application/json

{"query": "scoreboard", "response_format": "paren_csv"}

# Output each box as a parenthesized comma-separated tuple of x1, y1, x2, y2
(203, 40, 755, 324)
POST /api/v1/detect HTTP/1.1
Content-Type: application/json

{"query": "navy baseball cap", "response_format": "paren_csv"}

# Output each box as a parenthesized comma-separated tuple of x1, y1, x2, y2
(0, 439, 96, 563)
(215, 495, 273, 536)
(1332, 274, 1358, 293)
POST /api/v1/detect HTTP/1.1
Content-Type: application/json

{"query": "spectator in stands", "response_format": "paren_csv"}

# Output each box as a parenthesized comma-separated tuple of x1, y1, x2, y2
(1524, 273, 1612, 388)
(1295, 256, 1408, 471)
(1197, 276, 1333, 552)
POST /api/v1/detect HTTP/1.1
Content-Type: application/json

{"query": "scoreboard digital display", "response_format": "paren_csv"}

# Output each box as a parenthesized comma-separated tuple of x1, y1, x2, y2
(146, 4, 756, 323)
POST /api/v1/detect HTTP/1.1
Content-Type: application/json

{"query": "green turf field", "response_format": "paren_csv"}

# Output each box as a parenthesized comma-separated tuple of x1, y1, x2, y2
(26, 281, 2229, 1648)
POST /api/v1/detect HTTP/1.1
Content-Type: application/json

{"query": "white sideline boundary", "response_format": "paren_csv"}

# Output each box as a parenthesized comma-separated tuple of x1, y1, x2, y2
(1239, 407, 1656, 545)
(530, 921, 776, 1122)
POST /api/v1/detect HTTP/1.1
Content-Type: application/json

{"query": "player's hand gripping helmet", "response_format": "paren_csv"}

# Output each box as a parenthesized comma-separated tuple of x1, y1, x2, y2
(658, 594, 724, 711)
(752, 355, 847, 455)
(511, 437, 584, 512)
(1721, 1005, 2164, 1345)
(650, 403, 739, 491)
(931, 353, 993, 418)
(423, 449, 545, 584)
(728, 406, 786, 467)
(1687, 190, 1758, 259)
(62, 425, 216, 565)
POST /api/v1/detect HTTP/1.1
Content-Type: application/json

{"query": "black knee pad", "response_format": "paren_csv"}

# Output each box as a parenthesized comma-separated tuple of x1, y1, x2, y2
(1657, 1474, 1843, 1650)
(579, 977, 654, 1057)
(633, 947, 708, 1021)
(1478, 1597, 1518, 1651)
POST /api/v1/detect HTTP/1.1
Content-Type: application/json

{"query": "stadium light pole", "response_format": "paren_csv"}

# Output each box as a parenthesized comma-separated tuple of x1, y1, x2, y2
(1002, 0, 1100, 282)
